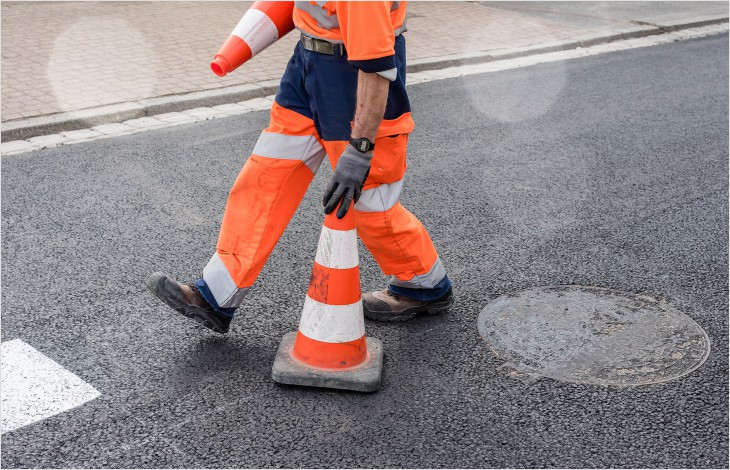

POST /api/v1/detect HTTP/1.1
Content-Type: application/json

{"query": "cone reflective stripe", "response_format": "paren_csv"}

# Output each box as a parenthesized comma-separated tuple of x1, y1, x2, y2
(210, 1, 295, 77)
(272, 204, 384, 392)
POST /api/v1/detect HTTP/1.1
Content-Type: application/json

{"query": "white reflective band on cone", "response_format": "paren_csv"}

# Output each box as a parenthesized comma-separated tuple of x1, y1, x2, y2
(298, 296, 365, 343)
(253, 132, 326, 173)
(231, 9, 280, 56)
(314, 226, 359, 269)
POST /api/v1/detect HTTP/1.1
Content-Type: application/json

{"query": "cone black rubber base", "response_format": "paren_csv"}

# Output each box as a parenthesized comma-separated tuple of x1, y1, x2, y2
(271, 332, 383, 392)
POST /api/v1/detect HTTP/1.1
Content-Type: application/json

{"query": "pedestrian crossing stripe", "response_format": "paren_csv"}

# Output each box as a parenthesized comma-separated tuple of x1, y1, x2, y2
(1, 339, 100, 434)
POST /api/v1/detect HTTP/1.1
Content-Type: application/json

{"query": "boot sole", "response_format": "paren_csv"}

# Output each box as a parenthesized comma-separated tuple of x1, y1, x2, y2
(145, 274, 229, 334)
(364, 296, 454, 322)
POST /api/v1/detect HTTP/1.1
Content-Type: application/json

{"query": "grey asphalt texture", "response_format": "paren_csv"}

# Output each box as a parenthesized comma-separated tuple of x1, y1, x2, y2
(2, 34, 728, 468)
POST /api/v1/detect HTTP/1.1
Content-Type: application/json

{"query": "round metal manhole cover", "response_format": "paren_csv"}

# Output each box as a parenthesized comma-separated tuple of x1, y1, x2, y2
(478, 286, 710, 386)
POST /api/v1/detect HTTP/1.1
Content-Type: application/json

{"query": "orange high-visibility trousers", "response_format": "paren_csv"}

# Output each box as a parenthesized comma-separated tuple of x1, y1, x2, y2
(197, 36, 448, 312)
(199, 103, 447, 311)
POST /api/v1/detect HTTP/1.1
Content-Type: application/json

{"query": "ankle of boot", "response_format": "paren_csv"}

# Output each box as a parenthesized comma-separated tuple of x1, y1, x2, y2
(194, 279, 237, 317)
(389, 275, 452, 302)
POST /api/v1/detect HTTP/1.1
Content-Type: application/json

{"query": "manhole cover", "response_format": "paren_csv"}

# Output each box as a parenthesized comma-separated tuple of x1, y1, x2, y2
(478, 286, 710, 386)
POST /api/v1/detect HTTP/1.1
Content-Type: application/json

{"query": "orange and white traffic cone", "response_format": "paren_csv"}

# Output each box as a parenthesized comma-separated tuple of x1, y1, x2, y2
(210, 1, 295, 77)
(271, 205, 384, 392)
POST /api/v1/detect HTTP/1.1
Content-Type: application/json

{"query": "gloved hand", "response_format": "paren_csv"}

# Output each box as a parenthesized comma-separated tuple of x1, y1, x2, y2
(323, 144, 372, 219)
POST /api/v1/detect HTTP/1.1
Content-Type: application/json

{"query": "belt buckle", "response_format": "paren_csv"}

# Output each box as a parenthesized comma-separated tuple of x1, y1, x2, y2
(301, 34, 313, 51)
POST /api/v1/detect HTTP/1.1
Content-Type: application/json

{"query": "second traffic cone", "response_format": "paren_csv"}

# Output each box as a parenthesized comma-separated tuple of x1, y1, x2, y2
(272, 205, 384, 392)
(210, 1, 295, 77)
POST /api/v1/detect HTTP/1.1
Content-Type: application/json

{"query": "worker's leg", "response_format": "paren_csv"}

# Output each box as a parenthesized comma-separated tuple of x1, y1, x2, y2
(196, 44, 326, 314)
(308, 32, 449, 302)
(196, 103, 325, 314)
(322, 137, 451, 302)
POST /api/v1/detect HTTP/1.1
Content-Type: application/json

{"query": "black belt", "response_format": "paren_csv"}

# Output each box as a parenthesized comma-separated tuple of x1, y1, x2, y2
(300, 33, 346, 57)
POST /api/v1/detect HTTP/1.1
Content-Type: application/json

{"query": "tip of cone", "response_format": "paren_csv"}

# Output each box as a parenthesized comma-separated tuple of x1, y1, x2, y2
(210, 58, 228, 77)
(323, 203, 357, 230)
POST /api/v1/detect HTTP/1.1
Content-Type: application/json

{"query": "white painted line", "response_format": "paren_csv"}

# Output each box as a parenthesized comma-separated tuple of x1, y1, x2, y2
(1, 339, 100, 434)
(26, 134, 67, 146)
(405, 23, 729, 85)
(61, 129, 104, 141)
(0, 140, 40, 155)
(246, 96, 275, 111)
(1, 23, 727, 158)
(182, 107, 225, 119)
(122, 116, 167, 129)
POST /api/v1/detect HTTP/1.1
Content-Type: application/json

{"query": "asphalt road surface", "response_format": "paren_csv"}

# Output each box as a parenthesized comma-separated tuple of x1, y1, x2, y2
(2, 34, 728, 468)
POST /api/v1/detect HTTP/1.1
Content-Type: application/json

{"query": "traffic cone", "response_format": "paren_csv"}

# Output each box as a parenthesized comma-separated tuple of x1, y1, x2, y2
(210, 1, 295, 77)
(272, 205, 384, 392)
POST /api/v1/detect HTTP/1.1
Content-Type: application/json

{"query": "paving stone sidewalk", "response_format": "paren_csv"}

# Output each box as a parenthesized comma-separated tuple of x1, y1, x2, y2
(1, 1, 728, 125)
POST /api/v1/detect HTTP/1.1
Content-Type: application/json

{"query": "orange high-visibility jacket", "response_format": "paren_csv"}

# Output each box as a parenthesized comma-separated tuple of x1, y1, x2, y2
(293, 1, 408, 76)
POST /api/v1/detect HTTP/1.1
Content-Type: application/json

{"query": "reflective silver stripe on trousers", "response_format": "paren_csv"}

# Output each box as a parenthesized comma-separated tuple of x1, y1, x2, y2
(390, 256, 447, 290)
(203, 253, 250, 308)
(252, 131, 326, 174)
(355, 178, 403, 213)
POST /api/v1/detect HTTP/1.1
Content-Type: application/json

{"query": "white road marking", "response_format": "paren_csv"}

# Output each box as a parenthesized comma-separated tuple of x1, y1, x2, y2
(1, 339, 101, 434)
(1, 23, 727, 157)
(406, 23, 729, 84)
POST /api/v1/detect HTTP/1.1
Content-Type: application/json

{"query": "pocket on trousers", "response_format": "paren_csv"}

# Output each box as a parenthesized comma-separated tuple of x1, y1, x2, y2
(365, 133, 408, 189)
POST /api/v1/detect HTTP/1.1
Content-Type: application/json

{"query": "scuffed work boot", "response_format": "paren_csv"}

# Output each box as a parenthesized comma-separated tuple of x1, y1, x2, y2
(145, 272, 232, 334)
(362, 287, 454, 322)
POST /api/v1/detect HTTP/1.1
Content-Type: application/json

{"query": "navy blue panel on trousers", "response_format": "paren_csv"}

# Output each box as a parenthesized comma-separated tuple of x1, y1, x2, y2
(385, 35, 410, 122)
(274, 35, 411, 142)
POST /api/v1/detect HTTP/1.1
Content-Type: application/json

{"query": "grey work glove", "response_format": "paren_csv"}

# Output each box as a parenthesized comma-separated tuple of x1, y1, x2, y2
(323, 144, 372, 219)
